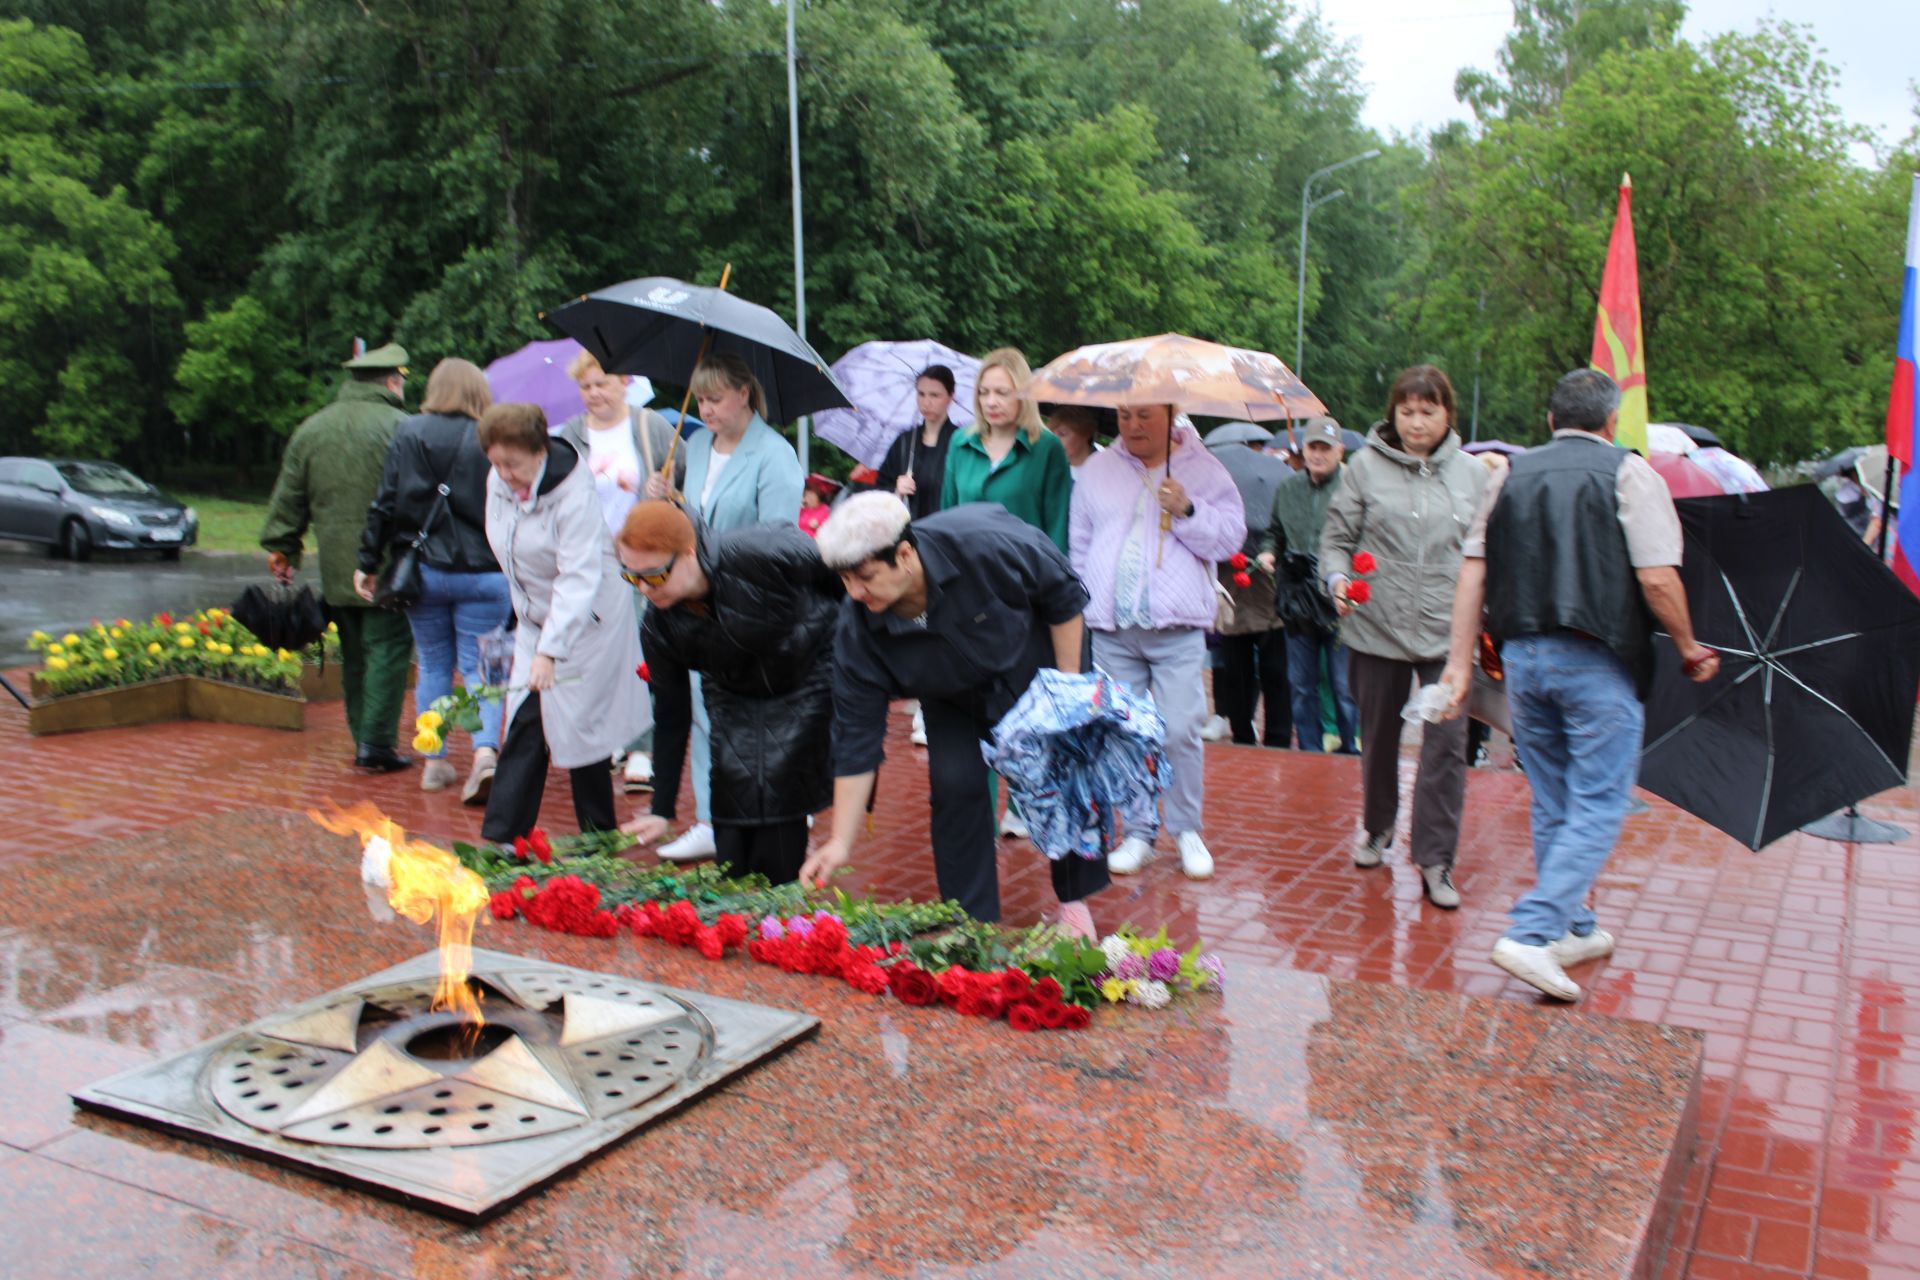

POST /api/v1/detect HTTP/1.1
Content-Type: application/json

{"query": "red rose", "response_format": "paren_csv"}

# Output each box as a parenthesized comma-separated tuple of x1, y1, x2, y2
(936, 967, 974, 1007)
(1229, 552, 1248, 570)
(488, 890, 520, 920)
(1032, 976, 1064, 1005)
(1346, 579, 1371, 605)
(1038, 1002, 1068, 1029)
(1232, 571, 1252, 589)
(887, 964, 939, 1006)
(1061, 1005, 1092, 1030)
(636, 662, 650, 683)
(1008, 1003, 1043, 1032)
(997, 969, 1032, 1003)
(1352, 551, 1377, 575)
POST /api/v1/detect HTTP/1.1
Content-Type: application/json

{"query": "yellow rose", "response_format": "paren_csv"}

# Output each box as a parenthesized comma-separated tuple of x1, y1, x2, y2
(62, 632, 79, 645)
(179, 636, 195, 649)
(146, 642, 162, 655)
(416, 710, 444, 732)
(102, 647, 118, 661)
(46, 656, 68, 671)
(412, 729, 443, 754)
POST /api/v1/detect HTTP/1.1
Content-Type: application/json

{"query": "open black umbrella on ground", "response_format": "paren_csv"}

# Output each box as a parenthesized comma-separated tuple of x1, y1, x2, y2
(542, 276, 851, 425)
(1638, 485, 1920, 849)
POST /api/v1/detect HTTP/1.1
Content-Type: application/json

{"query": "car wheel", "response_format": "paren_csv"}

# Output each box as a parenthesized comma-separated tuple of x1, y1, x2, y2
(62, 519, 92, 562)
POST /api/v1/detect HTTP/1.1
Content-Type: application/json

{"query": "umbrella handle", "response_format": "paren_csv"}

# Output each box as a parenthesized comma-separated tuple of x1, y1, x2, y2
(658, 262, 733, 486)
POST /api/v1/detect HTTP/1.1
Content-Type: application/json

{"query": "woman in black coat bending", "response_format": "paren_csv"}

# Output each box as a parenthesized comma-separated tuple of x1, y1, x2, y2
(614, 500, 842, 883)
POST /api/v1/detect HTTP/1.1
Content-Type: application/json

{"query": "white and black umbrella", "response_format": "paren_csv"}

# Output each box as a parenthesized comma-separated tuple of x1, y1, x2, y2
(1638, 486, 1920, 849)
(542, 276, 852, 425)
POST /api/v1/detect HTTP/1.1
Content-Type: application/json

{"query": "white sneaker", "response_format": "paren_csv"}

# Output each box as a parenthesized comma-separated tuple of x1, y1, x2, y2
(1107, 835, 1155, 875)
(657, 822, 716, 862)
(1201, 714, 1231, 742)
(1490, 938, 1581, 1001)
(1353, 831, 1389, 868)
(998, 808, 1029, 839)
(623, 752, 653, 791)
(1549, 928, 1616, 968)
(1176, 831, 1214, 880)
(910, 708, 927, 746)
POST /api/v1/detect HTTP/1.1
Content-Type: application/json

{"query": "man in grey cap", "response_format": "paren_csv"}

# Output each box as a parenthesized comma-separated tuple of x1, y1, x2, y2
(261, 342, 416, 771)
(1258, 416, 1360, 753)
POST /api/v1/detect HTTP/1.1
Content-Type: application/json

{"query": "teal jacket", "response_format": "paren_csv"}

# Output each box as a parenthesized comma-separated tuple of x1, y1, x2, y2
(938, 427, 1072, 552)
(682, 415, 803, 531)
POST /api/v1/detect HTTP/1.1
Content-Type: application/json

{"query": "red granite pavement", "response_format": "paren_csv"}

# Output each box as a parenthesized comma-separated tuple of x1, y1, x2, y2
(4, 685, 1918, 1277)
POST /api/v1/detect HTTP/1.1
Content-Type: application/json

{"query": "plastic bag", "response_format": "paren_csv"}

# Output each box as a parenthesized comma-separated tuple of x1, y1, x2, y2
(475, 623, 515, 687)
(1401, 681, 1452, 725)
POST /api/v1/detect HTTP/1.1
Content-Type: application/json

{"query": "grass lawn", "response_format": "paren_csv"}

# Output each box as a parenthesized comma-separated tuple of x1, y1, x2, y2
(179, 493, 312, 556)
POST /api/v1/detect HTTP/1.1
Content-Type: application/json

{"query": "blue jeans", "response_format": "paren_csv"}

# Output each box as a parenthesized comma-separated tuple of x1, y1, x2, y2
(407, 565, 512, 754)
(1502, 633, 1644, 946)
(1285, 630, 1358, 752)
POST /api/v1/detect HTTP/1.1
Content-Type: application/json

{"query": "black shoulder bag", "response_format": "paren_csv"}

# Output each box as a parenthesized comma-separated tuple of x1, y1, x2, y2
(374, 476, 451, 612)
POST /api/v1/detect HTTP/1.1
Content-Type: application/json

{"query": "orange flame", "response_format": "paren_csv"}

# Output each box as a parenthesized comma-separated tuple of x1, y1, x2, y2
(311, 803, 490, 1027)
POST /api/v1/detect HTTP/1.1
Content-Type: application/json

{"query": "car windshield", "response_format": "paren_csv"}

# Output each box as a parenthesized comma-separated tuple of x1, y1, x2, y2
(56, 462, 154, 496)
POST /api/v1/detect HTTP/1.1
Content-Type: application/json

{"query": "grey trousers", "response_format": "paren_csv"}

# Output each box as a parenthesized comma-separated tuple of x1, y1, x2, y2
(1092, 626, 1208, 837)
(1347, 650, 1468, 870)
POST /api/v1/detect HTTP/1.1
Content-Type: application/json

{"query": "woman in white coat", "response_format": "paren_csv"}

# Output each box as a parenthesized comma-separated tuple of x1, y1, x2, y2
(652, 352, 803, 862)
(477, 402, 649, 842)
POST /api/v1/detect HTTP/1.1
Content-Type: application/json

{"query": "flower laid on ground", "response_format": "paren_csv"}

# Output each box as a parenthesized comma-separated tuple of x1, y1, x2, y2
(449, 832, 1213, 1035)
(28, 609, 311, 699)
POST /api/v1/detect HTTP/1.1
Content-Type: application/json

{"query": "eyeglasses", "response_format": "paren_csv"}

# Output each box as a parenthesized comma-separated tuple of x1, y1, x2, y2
(619, 553, 677, 588)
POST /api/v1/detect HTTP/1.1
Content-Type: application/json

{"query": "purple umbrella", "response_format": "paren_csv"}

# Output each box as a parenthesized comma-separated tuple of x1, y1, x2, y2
(1463, 440, 1526, 456)
(812, 340, 979, 468)
(485, 338, 646, 431)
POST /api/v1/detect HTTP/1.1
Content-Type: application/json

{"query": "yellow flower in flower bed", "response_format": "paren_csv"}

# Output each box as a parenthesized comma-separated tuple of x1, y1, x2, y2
(276, 648, 293, 661)
(46, 656, 68, 671)
(109, 627, 122, 639)
(102, 647, 118, 661)
(178, 636, 195, 649)
(29, 630, 49, 644)
(46, 642, 62, 655)
(147, 643, 163, 655)
(174, 622, 191, 634)
(62, 632, 79, 645)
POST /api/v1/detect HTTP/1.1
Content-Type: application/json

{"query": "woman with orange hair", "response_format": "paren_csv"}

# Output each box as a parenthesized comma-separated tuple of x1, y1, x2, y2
(614, 500, 841, 883)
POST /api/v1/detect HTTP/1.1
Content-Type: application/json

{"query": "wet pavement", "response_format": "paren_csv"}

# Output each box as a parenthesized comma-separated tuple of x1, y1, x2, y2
(2, 687, 1918, 1276)
(0, 542, 319, 666)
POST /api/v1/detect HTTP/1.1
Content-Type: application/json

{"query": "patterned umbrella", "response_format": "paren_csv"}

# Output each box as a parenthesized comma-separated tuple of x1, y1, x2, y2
(1024, 334, 1325, 422)
(987, 669, 1169, 861)
(811, 340, 979, 468)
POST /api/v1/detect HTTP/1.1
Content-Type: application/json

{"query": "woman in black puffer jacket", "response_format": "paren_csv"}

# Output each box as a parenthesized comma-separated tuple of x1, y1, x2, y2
(613, 500, 842, 883)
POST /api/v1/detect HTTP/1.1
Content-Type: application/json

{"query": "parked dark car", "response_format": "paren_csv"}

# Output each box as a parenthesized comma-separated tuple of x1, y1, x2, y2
(0, 458, 199, 560)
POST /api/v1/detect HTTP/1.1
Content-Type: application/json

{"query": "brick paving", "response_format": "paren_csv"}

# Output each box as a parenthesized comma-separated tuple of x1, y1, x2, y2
(4, 680, 1919, 1277)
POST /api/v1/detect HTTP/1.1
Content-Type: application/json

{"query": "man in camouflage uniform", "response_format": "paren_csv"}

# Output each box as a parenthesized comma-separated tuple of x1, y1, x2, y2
(261, 343, 416, 770)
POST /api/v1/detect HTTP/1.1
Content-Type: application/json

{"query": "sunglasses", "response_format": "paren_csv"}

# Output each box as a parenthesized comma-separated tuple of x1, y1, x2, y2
(619, 553, 677, 588)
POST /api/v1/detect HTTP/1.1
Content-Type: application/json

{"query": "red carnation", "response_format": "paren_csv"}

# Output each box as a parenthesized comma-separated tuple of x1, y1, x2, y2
(528, 828, 552, 860)
(1346, 579, 1371, 605)
(1232, 570, 1253, 589)
(511, 874, 537, 895)
(636, 662, 650, 683)
(1061, 1004, 1092, 1030)
(847, 964, 890, 995)
(512, 836, 531, 860)
(488, 890, 520, 920)
(587, 910, 622, 938)
(1352, 551, 1377, 575)
(1229, 551, 1248, 571)
(716, 914, 749, 947)
(1008, 1003, 1043, 1032)
(888, 964, 939, 1006)
(694, 926, 725, 960)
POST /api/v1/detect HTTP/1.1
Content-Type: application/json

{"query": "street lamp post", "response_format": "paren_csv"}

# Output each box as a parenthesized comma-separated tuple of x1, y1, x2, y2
(1295, 148, 1381, 375)
(785, 0, 809, 471)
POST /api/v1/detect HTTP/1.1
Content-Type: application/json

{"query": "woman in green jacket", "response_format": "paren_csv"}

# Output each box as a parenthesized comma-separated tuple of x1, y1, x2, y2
(939, 347, 1072, 553)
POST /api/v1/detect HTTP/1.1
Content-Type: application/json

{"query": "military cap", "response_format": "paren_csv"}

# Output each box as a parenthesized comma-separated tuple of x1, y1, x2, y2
(341, 342, 410, 372)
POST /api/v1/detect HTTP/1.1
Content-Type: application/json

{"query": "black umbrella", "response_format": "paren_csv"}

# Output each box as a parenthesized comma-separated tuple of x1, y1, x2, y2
(542, 276, 852, 425)
(1638, 486, 1920, 849)
(1670, 422, 1725, 449)
(229, 582, 331, 653)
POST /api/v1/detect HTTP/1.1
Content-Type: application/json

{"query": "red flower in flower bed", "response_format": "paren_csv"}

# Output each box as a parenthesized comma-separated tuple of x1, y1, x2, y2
(1352, 551, 1377, 575)
(1346, 579, 1371, 605)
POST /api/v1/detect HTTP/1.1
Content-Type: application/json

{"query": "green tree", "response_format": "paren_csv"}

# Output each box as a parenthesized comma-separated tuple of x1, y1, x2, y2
(0, 19, 177, 457)
(169, 295, 320, 482)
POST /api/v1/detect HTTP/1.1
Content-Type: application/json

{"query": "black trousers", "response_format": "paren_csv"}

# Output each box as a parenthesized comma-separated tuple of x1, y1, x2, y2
(1214, 629, 1293, 746)
(715, 820, 808, 886)
(481, 691, 617, 843)
(1346, 650, 1467, 870)
(923, 697, 1110, 923)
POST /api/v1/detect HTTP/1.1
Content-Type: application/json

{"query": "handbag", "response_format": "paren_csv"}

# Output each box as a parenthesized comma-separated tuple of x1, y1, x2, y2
(1211, 571, 1236, 633)
(374, 481, 450, 611)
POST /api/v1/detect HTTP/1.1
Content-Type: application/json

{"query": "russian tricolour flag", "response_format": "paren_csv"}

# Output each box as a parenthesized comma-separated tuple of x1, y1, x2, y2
(1890, 175, 1920, 595)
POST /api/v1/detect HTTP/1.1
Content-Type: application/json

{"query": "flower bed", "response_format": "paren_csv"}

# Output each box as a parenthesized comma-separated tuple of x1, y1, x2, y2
(457, 831, 1222, 1033)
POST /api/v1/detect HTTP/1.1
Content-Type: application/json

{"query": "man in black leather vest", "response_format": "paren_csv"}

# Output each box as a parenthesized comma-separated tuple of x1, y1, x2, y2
(1438, 370, 1719, 1001)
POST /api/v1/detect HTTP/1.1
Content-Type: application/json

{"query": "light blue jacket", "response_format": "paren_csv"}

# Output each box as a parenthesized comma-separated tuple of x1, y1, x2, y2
(681, 415, 803, 532)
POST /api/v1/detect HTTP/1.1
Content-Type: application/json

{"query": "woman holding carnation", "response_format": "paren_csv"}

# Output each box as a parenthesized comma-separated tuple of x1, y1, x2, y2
(615, 500, 840, 884)
(1320, 365, 1487, 908)
(477, 403, 649, 844)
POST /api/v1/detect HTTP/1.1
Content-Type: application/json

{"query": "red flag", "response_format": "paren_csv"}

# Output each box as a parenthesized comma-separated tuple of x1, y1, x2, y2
(1590, 174, 1648, 454)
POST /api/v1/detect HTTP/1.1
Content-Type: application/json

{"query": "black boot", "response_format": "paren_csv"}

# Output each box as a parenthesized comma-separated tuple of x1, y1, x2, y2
(354, 743, 411, 772)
